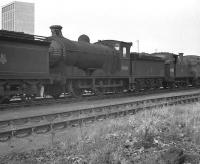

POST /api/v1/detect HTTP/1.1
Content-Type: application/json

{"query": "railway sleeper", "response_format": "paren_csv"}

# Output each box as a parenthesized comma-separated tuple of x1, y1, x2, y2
(12, 118, 28, 126)
(107, 112, 118, 118)
(82, 117, 96, 125)
(96, 115, 106, 121)
(121, 104, 130, 110)
(0, 121, 10, 128)
(93, 108, 103, 113)
(45, 114, 58, 122)
(108, 105, 120, 111)
(127, 109, 136, 115)
(14, 128, 32, 138)
(29, 116, 43, 123)
(34, 125, 51, 134)
(0, 132, 12, 142)
(60, 112, 72, 118)
(71, 110, 82, 117)
(187, 98, 198, 103)
(52, 122, 66, 131)
(189, 98, 196, 102)
(115, 111, 126, 117)
(143, 105, 154, 110)
(68, 119, 82, 127)
(82, 108, 93, 114)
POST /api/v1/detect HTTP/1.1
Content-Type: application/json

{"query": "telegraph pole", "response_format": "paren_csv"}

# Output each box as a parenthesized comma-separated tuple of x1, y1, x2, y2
(136, 40, 140, 53)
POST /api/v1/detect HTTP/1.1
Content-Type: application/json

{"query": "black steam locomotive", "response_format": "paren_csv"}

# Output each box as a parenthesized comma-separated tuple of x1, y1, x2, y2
(0, 25, 200, 103)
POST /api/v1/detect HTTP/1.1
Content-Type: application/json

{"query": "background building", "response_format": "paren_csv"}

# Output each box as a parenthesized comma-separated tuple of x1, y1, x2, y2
(1, 1, 34, 34)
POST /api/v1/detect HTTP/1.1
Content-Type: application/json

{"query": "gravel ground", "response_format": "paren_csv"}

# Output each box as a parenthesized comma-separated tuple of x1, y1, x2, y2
(0, 88, 199, 121)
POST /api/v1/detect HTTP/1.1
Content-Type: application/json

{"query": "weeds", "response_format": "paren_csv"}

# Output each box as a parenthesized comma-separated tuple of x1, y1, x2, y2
(1, 103, 200, 163)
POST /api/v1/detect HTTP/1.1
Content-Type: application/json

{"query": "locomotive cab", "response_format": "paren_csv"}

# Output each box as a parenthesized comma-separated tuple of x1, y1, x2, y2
(96, 40, 132, 59)
(96, 40, 133, 76)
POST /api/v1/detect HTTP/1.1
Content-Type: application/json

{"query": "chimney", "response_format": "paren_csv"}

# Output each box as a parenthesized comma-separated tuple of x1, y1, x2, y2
(50, 25, 63, 37)
(178, 53, 184, 63)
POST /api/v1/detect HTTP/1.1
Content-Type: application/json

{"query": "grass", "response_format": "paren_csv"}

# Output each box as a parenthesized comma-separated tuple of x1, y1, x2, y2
(1, 103, 200, 163)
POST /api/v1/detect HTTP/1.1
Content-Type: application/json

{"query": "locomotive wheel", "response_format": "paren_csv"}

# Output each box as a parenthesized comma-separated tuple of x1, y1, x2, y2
(71, 88, 82, 97)
(135, 80, 142, 91)
(52, 93, 61, 99)
(69, 82, 82, 97)
(168, 82, 176, 88)
(0, 97, 3, 104)
(114, 87, 123, 93)
(0, 97, 10, 104)
(20, 94, 36, 102)
(94, 87, 104, 96)
(45, 84, 64, 99)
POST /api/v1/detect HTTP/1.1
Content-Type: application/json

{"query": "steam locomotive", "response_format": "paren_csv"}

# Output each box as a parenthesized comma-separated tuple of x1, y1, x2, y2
(0, 25, 200, 103)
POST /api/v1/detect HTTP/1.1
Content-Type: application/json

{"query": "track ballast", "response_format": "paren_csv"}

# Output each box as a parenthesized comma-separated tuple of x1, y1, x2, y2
(0, 89, 199, 142)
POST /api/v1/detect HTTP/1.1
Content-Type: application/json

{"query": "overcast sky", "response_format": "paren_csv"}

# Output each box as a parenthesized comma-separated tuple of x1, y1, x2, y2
(0, 0, 200, 55)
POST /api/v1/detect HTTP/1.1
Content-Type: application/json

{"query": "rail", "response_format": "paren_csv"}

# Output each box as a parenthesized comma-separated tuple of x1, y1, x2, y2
(0, 92, 199, 142)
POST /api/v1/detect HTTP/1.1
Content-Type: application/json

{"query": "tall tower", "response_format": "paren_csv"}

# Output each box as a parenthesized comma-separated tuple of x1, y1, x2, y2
(1, 1, 34, 34)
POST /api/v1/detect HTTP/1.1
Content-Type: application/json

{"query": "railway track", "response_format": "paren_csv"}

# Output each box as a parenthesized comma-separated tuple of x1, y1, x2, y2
(0, 87, 198, 111)
(0, 91, 199, 142)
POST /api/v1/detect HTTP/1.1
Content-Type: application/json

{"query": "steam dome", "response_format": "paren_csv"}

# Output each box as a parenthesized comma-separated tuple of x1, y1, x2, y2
(78, 34, 90, 43)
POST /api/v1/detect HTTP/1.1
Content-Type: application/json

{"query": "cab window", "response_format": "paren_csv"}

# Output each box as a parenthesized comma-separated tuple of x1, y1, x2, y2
(114, 43, 120, 51)
(123, 47, 127, 57)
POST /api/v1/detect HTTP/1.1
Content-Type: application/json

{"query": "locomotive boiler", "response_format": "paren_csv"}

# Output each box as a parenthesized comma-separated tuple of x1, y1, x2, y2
(44, 25, 127, 97)
(48, 25, 120, 75)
